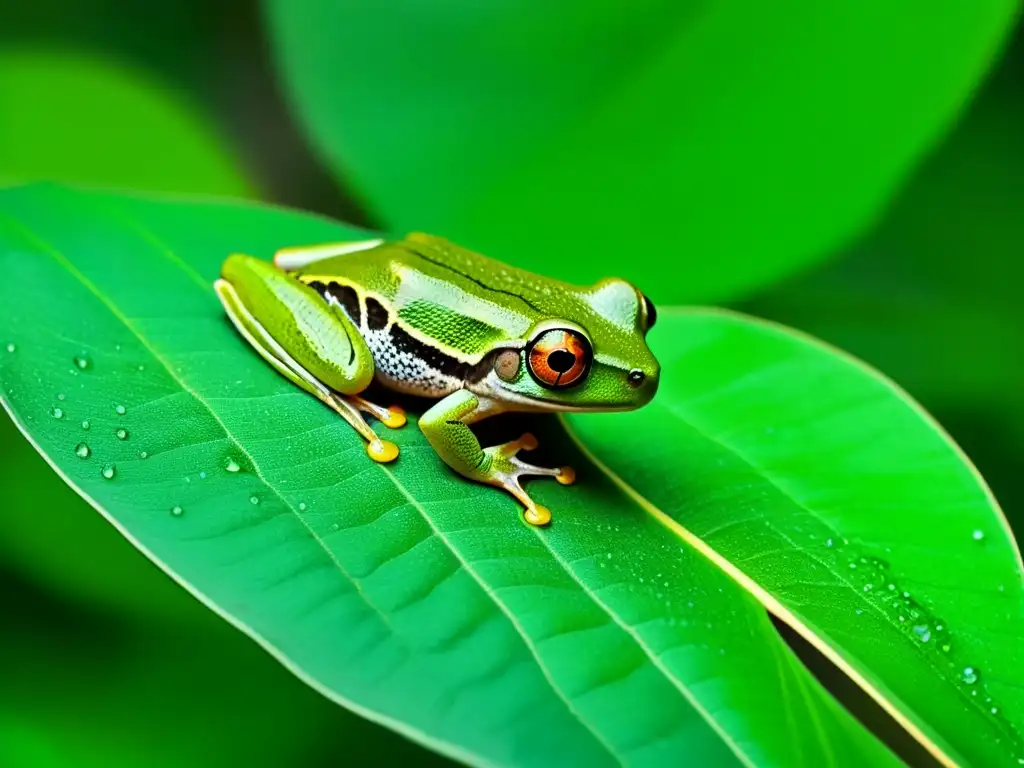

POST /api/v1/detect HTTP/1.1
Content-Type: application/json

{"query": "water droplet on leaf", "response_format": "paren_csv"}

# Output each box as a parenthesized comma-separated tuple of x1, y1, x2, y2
(224, 457, 241, 473)
(114, 404, 126, 415)
(4, 342, 14, 353)
(73, 354, 91, 370)
(250, 495, 260, 505)
(972, 529, 985, 541)
(170, 505, 183, 517)
(138, 450, 149, 459)
(75, 443, 90, 459)
(50, 406, 64, 419)
(101, 464, 116, 480)
(962, 667, 978, 685)
(81, 420, 90, 430)
(116, 428, 129, 440)
(298, 502, 307, 511)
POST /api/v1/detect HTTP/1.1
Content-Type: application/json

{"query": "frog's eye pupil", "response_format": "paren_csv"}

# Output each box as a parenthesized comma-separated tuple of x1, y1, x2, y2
(547, 349, 576, 373)
(526, 328, 592, 389)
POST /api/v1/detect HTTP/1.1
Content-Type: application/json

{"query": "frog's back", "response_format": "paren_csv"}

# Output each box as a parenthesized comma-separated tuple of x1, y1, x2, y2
(289, 234, 586, 397)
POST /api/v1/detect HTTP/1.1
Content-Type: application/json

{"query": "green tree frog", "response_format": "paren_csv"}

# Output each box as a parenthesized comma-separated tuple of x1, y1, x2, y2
(214, 233, 659, 526)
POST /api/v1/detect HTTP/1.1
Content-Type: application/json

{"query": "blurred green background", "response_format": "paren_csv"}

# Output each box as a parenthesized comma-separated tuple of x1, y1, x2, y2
(1, 1, 1022, 766)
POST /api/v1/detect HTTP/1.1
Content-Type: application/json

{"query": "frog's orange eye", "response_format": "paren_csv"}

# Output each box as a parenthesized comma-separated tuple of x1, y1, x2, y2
(526, 329, 592, 389)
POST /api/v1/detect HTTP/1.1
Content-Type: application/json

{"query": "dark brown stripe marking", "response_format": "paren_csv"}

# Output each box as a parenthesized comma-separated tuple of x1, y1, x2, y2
(365, 297, 389, 330)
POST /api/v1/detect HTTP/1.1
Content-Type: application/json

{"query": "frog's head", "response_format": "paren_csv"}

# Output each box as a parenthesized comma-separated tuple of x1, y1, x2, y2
(485, 277, 660, 412)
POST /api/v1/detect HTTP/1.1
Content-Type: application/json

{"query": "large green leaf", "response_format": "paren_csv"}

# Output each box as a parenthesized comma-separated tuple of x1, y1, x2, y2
(265, 0, 1018, 304)
(568, 308, 1024, 767)
(0, 183, 897, 767)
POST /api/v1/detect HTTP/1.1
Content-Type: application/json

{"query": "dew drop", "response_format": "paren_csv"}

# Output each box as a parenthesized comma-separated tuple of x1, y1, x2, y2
(972, 529, 985, 542)
(855, 609, 864, 615)
(941, 643, 951, 653)
(75, 443, 91, 459)
(863, 584, 873, 592)
(4, 342, 14, 353)
(137, 364, 145, 372)
(50, 406, 64, 419)
(224, 457, 241, 473)
(199, 471, 207, 479)
(826, 538, 834, 548)
(170, 505, 183, 517)
(101, 464, 116, 480)
(57, 393, 66, 401)
(962, 666, 979, 685)
(81, 420, 90, 430)
(991, 707, 999, 715)
(249, 495, 260, 505)
(116, 428, 129, 441)
(913, 625, 931, 643)
(73, 354, 91, 370)
(114, 404, 126, 415)
(298, 502, 308, 511)
(138, 450, 149, 459)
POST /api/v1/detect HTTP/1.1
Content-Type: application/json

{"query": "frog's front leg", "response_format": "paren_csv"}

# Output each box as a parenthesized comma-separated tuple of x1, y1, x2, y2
(420, 389, 575, 527)
(214, 254, 405, 463)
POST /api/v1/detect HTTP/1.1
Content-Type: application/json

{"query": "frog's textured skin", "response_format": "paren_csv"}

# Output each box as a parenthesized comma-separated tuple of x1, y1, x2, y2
(215, 233, 659, 526)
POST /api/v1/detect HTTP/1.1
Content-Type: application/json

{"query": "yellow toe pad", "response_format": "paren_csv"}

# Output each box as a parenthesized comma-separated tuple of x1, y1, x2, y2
(524, 505, 552, 527)
(367, 439, 400, 463)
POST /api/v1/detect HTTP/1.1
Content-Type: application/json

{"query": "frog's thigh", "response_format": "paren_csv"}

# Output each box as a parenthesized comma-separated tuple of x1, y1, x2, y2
(218, 254, 373, 395)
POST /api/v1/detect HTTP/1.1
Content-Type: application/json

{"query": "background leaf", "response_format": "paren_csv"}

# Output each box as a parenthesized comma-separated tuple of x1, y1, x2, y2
(568, 308, 1024, 767)
(738, 30, 1024, 523)
(0, 48, 253, 195)
(265, 0, 1018, 304)
(0, 183, 899, 768)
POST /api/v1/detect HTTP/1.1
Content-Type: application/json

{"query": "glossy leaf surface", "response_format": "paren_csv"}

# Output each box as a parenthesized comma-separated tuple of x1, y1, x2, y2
(266, 0, 1017, 304)
(0, 184, 896, 767)
(568, 309, 1024, 767)
(0, 49, 253, 196)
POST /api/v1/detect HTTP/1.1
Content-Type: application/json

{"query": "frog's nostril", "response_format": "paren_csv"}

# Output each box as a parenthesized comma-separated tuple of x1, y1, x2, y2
(627, 369, 646, 388)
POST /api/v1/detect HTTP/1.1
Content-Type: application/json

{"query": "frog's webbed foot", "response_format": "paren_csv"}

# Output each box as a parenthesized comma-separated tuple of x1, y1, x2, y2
(481, 433, 575, 527)
(420, 390, 575, 527)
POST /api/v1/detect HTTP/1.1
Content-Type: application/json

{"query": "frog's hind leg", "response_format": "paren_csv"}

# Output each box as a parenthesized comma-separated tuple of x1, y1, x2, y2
(273, 239, 384, 271)
(214, 267, 399, 463)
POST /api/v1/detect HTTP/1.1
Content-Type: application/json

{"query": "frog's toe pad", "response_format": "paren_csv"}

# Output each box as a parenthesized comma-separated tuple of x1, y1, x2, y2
(524, 504, 552, 527)
(382, 406, 407, 429)
(367, 439, 400, 463)
(556, 466, 576, 486)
